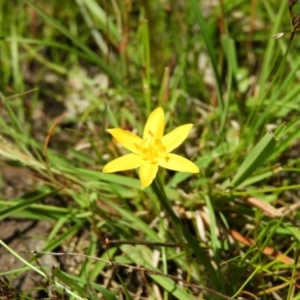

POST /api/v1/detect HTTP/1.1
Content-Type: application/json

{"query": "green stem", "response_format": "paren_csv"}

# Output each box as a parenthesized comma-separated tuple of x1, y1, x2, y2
(151, 177, 222, 292)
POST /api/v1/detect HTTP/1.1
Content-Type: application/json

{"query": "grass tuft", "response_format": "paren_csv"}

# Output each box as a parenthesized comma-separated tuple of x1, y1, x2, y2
(0, 1, 300, 299)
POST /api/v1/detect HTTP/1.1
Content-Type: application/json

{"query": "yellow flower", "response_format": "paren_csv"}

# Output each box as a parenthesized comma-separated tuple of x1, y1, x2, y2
(103, 107, 199, 189)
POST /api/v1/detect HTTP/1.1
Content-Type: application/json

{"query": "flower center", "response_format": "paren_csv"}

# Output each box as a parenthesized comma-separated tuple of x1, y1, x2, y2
(135, 130, 167, 163)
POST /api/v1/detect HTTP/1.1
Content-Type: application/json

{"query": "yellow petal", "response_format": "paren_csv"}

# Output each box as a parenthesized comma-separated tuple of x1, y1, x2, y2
(143, 107, 164, 140)
(107, 128, 142, 154)
(103, 154, 143, 173)
(158, 153, 199, 173)
(161, 124, 193, 153)
(139, 162, 158, 189)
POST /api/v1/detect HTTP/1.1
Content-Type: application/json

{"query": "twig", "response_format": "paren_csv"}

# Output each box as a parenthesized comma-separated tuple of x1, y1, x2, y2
(105, 238, 210, 249)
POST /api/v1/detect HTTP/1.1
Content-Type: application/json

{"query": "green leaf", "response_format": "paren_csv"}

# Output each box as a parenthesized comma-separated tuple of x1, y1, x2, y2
(121, 245, 194, 300)
(23, 0, 122, 85)
(0, 189, 58, 221)
(188, 0, 224, 136)
(231, 132, 277, 188)
(52, 267, 89, 297)
(286, 225, 300, 242)
(89, 282, 118, 300)
(117, 275, 133, 300)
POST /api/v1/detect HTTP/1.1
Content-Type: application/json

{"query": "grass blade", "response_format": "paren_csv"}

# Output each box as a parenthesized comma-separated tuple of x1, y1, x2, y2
(23, 0, 122, 85)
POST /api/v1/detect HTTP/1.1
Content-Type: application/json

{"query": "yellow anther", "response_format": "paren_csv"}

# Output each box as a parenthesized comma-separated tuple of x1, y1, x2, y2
(148, 130, 154, 137)
(134, 136, 167, 164)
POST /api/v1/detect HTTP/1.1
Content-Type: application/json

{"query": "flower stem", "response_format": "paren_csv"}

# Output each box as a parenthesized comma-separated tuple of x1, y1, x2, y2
(151, 177, 221, 291)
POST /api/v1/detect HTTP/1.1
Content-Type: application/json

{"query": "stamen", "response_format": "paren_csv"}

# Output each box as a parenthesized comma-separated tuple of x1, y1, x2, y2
(148, 130, 154, 137)
(135, 136, 167, 163)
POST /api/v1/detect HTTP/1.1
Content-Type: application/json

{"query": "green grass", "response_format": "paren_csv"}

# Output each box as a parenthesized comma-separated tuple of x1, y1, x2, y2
(0, 0, 300, 299)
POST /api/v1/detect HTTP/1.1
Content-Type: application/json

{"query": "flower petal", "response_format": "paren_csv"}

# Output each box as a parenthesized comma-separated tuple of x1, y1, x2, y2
(139, 162, 158, 189)
(161, 124, 193, 153)
(103, 153, 143, 173)
(143, 107, 164, 140)
(107, 128, 142, 154)
(158, 153, 199, 173)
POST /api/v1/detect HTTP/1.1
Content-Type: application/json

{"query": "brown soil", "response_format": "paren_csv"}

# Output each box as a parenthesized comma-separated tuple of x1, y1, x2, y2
(0, 166, 58, 298)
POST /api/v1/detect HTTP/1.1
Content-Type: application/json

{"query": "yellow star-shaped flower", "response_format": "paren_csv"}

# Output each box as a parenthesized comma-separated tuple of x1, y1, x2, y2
(103, 107, 199, 189)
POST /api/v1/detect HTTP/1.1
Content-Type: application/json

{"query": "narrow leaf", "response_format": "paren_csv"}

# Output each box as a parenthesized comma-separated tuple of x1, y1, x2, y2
(232, 132, 277, 187)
